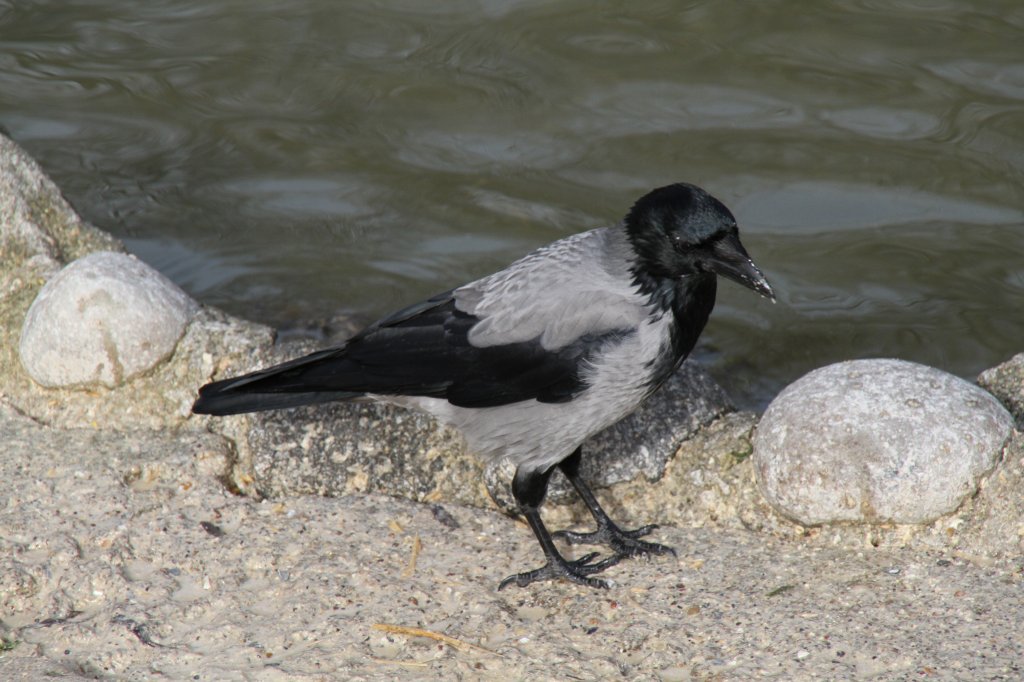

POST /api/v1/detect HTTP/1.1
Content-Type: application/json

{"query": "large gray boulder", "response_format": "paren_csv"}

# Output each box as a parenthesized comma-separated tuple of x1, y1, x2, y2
(753, 359, 1013, 525)
(19, 251, 195, 388)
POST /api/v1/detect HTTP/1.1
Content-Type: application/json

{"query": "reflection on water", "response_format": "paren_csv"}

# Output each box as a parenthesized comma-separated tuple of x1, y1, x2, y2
(1, 0, 1022, 408)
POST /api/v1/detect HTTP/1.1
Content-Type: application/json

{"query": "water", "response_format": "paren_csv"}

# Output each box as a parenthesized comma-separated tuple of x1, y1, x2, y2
(2, 1, 1022, 409)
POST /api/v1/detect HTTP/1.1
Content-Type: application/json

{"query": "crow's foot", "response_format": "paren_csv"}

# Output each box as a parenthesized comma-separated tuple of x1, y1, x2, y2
(553, 522, 676, 559)
(497, 551, 622, 590)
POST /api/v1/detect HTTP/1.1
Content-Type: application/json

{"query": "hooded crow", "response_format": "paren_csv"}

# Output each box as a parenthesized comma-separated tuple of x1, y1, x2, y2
(192, 182, 774, 589)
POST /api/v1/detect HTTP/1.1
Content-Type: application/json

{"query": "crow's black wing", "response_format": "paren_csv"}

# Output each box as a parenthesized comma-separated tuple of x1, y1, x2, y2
(192, 289, 633, 415)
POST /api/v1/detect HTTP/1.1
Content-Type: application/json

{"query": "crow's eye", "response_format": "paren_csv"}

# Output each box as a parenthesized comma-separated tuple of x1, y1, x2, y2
(694, 234, 718, 251)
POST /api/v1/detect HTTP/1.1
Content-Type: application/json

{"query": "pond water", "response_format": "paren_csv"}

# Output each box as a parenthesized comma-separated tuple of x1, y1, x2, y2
(2, 1, 1022, 409)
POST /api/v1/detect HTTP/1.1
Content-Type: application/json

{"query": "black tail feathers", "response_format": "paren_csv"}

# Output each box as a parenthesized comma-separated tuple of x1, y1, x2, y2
(191, 347, 364, 416)
(191, 381, 362, 416)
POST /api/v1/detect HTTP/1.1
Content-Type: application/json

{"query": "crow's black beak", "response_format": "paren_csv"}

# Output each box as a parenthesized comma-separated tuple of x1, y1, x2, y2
(707, 232, 775, 302)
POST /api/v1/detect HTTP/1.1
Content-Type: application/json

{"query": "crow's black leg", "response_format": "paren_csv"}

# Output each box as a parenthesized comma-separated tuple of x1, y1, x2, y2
(552, 446, 676, 559)
(498, 464, 621, 590)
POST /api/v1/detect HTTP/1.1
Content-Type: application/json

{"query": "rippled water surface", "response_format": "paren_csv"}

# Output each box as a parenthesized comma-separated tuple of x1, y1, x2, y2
(2, 1, 1022, 408)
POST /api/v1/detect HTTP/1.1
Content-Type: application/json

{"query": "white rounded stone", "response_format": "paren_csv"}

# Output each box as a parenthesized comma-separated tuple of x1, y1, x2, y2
(753, 359, 1012, 525)
(19, 251, 195, 388)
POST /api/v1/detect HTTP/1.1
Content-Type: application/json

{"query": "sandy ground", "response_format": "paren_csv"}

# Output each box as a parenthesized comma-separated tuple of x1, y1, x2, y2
(2, 403, 1022, 681)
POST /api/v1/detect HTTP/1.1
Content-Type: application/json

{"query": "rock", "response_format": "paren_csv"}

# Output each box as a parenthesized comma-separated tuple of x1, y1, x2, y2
(0, 132, 123, 297)
(245, 396, 485, 507)
(538, 410, 765, 535)
(753, 359, 1013, 526)
(978, 352, 1024, 428)
(19, 251, 195, 388)
(209, 338, 482, 505)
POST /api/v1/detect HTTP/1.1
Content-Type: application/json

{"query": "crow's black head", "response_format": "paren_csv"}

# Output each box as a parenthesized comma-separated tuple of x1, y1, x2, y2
(625, 183, 774, 300)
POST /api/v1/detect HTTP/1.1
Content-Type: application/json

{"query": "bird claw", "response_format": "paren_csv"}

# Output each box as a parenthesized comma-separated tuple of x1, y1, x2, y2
(497, 551, 622, 590)
(552, 523, 676, 559)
